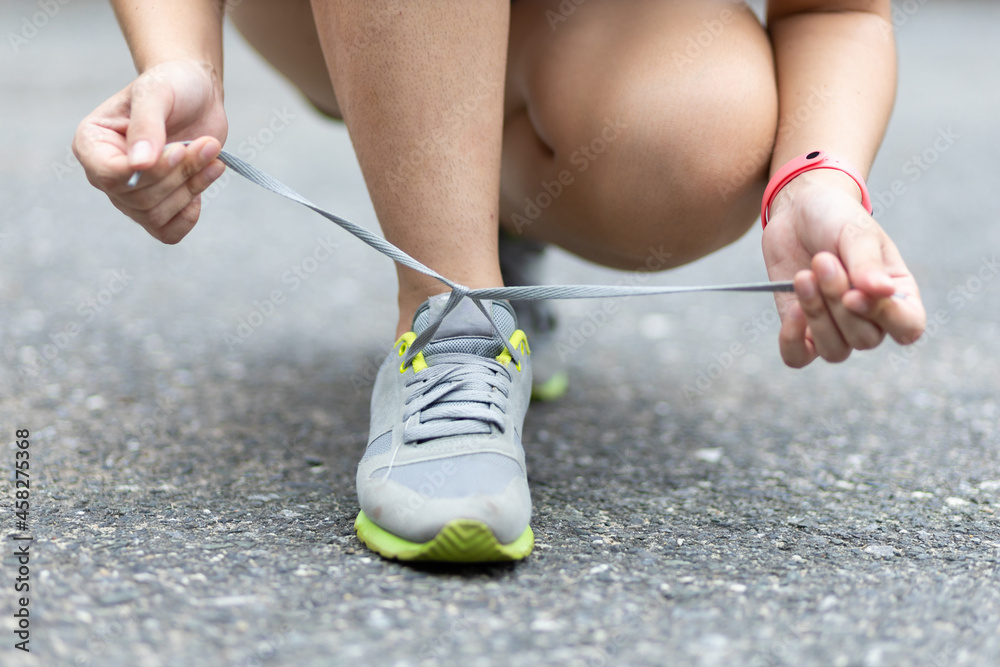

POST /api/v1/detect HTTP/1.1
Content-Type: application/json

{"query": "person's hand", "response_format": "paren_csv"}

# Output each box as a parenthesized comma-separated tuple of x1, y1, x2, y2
(762, 170, 926, 368)
(72, 60, 229, 244)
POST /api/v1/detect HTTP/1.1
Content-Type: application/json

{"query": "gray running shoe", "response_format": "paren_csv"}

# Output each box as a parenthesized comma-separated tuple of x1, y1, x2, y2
(498, 232, 568, 401)
(354, 294, 534, 562)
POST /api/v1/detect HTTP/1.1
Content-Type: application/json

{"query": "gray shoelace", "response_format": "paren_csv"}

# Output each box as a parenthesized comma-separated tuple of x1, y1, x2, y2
(402, 352, 511, 443)
(132, 150, 795, 443)
(204, 150, 792, 370)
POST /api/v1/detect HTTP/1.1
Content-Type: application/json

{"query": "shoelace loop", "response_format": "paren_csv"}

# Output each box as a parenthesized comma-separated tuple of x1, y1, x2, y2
(211, 150, 795, 366)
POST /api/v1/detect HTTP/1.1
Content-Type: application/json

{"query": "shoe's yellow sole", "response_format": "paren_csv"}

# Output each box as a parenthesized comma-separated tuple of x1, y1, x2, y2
(355, 511, 534, 563)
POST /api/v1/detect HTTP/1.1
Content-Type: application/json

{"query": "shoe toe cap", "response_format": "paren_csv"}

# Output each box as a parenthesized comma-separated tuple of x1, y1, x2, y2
(358, 455, 531, 544)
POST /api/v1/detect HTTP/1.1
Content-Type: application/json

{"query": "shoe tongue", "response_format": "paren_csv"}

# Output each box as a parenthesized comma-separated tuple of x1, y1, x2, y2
(413, 295, 516, 359)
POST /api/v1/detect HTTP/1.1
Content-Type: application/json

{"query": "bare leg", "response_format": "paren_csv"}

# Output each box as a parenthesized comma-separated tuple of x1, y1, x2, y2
(230, 0, 778, 316)
(229, 0, 341, 118)
(502, 0, 777, 269)
(236, 1, 509, 336)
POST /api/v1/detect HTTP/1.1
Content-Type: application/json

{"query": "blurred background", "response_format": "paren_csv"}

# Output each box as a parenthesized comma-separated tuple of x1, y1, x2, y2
(1, 1, 999, 666)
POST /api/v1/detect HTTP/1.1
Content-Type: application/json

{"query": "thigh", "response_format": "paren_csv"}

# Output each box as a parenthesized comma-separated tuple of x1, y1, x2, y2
(503, 0, 778, 268)
(229, 0, 342, 119)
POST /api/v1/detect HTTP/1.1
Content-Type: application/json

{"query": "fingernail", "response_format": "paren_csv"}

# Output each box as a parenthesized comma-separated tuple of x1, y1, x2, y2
(129, 140, 152, 166)
(817, 256, 836, 282)
(167, 145, 184, 167)
(852, 298, 870, 314)
(798, 278, 816, 300)
(204, 161, 225, 181)
(199, 141, 218, 162)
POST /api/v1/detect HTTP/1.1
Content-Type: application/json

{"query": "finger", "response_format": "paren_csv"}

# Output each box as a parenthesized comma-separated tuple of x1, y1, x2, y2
(778, 301, 817, 368)
(119, 187, 199, 244)
(813, 252, 886, 351)
(843, 288, 926, 346)
(115, 142, 183, 195)
(132, 160, 222, 229)
(80, 141, 132, 193)
(794, 269, 851, 363)
(113, 161, 223, 241)
(116, 138, 222, 206)
(73, 115, 133, 191)
(126, 73, 174, 170)
(841, 231, 927, 346)
(110, 195, 199, 245)
(838, 219, 895, 298)
(156, 198, 203, 245)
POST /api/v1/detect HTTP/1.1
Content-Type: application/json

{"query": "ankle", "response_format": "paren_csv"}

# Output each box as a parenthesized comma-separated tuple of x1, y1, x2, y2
(395, 275, 505, 338)
(396, 289, 446, 338)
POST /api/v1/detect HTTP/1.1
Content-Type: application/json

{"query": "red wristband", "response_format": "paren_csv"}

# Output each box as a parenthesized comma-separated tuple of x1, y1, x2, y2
(761, 151, 872, 228)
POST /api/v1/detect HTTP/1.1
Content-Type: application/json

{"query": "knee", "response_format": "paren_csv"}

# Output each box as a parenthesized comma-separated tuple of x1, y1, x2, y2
(525, 3, 779, 269)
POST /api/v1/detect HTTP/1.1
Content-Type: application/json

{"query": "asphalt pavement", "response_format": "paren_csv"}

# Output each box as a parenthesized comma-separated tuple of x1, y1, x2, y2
(1, 1, 1000, 665)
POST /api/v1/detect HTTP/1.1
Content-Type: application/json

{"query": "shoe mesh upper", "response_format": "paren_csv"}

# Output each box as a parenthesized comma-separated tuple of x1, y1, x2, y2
(361, 430, 393, 461)
(414, 302, 516, 359)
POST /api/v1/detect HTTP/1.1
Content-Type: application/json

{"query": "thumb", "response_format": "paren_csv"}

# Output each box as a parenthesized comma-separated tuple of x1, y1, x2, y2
(125, 73, 173, 170)
(839, 227, 895, 298)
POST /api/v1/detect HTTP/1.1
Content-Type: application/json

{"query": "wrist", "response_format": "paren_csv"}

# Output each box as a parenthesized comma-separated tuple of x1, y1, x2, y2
(136, 59, 224, 100)
(768, 169, 862, 218)
(762, 151, 872, 226)
(112, 0, 224, 87)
